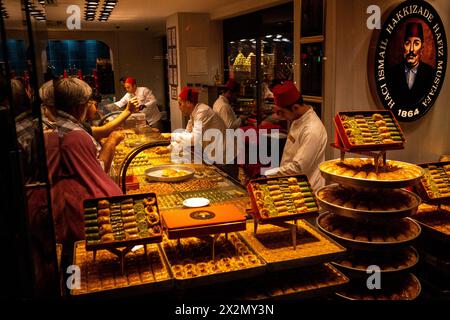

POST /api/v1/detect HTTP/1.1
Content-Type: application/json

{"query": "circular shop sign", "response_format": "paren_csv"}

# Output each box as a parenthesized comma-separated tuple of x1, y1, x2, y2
(374, 0, 447, 122)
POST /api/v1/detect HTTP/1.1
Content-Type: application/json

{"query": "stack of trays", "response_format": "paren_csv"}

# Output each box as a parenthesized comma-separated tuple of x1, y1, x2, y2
(316, 158, 424, 300)
(83, 193, 163, 251)
(247, 175, 319, 223)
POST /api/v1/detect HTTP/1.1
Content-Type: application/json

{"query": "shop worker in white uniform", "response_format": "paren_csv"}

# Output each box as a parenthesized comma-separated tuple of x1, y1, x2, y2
(115, 77, 163, 131)
(264, 81, 327, 191)
(164, 86, 238, 177)
(213, 78, 241, 129)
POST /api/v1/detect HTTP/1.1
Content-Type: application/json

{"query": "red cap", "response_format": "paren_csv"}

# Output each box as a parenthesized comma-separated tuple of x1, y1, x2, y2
(405, 22, 424, 41)
(272, 81, 302, 108)
(125, 77, 136, 85)
(179, 86, 199, 104)
(226, 78, 240, 92)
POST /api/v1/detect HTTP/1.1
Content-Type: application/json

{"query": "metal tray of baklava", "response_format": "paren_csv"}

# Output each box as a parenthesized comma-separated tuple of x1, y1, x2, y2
(319, 159, 424, 189)
(411, 209, 450, 244)
(332, 246, 419, 279)
(266, 263, 350, 300)
(335, 273, 421, 301)
(70, 241, 174, 298)
(316, 212, 421, 251)
(159, 235, 267, 290)
(316, 184, 421, 221)
(237, 220, 347, 271)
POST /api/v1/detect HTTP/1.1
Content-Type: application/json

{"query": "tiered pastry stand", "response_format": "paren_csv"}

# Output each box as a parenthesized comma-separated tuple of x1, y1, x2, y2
(316, 156, 424, 300)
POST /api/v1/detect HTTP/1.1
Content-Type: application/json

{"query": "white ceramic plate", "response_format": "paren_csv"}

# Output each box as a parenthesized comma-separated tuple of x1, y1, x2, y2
(183, 198, 210, 208)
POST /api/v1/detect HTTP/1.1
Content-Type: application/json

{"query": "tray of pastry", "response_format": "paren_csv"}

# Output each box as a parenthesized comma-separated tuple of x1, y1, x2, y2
(160, 234, 266, 289)
(320, 158, 424, 189)
(334, 111, 405, 150)
(145, 165, 195, 182)
(239, 220, 346, 271)
(316, 212, 421, 251)
(247, 175, 319, 223)
(70, 241, 173, 297)
(239, 263, 349, 300)
(83, 193, 163, 251)
(411, 203, 450, 243)
(332, 246, 419, 279)
(316, 184, 421, 221)
(336, 273, 421, 300)
(415, 162, 450, 204)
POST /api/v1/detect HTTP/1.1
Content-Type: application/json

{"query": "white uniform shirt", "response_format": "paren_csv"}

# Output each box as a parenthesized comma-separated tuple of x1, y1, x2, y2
(172, 103, 229, 163)
(213, 95, 241, 129)
(269, 108, 327, 191)
(115, 87, 161, 126)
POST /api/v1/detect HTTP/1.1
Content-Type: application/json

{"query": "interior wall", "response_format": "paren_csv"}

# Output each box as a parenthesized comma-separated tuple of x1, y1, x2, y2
(7, 30, 166, 108)
(324, 0, 450, 163)
(166, 13, 223, 131)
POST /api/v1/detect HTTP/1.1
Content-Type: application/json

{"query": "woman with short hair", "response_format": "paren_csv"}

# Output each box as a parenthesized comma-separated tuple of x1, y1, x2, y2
(44, 78, 123, 246)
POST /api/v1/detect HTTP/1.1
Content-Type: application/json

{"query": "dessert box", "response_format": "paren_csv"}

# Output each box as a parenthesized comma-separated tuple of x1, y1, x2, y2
(416, 161, 450, 205)
(334, 110, 405, 151)
(83, 193, 163, 251)
(161, 204, 247, 239)
(247, 175, 319, 223)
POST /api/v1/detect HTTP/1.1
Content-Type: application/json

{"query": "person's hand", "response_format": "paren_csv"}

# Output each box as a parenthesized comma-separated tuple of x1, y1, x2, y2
(262, 167, 280, 176)
(154, 146, 170, 155)
(108, 130, 125, 146)
(126, 97, 139, 113)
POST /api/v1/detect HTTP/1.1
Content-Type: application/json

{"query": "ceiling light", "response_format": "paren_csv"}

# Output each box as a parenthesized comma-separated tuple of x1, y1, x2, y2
(265, 35, 273, 38)
(276, 34, 282, 39)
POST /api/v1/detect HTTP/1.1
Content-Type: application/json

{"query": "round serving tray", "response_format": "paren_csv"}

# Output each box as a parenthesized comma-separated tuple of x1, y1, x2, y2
(336, 273, 421, 301)
(316, 212, 421, 251)
(319, 159, 424, 189)
(332, 246, 419, 279)
(145, 165, 195, 182)
(315, 184, 421, 221)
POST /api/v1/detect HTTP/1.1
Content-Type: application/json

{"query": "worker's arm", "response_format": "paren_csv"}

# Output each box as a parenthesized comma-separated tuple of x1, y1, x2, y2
(92, 98, 138, 140)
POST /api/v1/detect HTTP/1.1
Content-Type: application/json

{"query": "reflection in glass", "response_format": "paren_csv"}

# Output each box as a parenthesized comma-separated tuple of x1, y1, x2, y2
(301, 0, 324, 37)
(301, 43, 323, 97)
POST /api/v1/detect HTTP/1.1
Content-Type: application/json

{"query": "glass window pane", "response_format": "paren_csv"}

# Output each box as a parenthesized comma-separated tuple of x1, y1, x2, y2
(301, 0, 324, 37)
(301, 43, 323, 96)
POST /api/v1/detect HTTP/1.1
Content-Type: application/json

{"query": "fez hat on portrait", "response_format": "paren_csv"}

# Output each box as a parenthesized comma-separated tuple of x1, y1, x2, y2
(179, 86, 199, 104)
(225, 78, 240, 93)
(272, 81, 302, 108)
(124, 77, 136, 85)
(404, 22, 424, 41)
